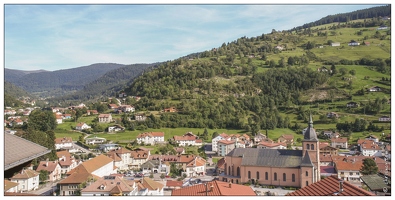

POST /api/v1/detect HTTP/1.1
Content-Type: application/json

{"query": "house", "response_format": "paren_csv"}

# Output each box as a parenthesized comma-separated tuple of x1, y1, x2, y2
(119, 92, 127, 98)
(183, 156, 206, 177)
(275, 45, 284, 51)
(57, 151, 80, 174)
(165, 180, 183, 190)
(81, 175, 138, 196)
(75, 122, 91, 131)
(212, 133, 229, 152)
(141, 160, 162, 174)
(108, 104, 119, 110)
(332, 156, 363, 182)
(129, 148, 150, 169)
(253, 132, 267, 144)
(317, 66, 332, 73)
(4, 109, 16, 115)
(217, 140, 236, 156)
(331, 42, 340, 47)
(348, 40, 360, 46)
(163, 107, 177, 113)
(320, 154, 334, 166)
(63, 114, 72, 119)
(377, 25, 388, 30)
(346, 101, 358, 108)
(85, 136, 107, 145)
(98, 114, 112, 123)
(331, 137, 348, 149)
(120, 105, 135, 113)
(55, 115, 63, 124)
(369, 86, 381, 92)
(216, 158, 225, 175)
(99, 144, 120, 153)
(134, 177, 165, 195)
(23, 110, 31, 116)
(86, 110, 98, 115)
(171, 180, 256, 196)
(55, 137, 73, 150)
(10, 118, 24, 126)
(379, 116, 391, 122)
(322, 131, 333, 138)
(326, 112, 340, 118)
(59, 154, 116, 196)
(108, 124, 125, 132)
(220, 115, 320, 188)
(320, 166, 337, 178)
(286, 175, 375, 196)
(365, 135, 379, 143)
(319, 143, 338, 157)
(105, 147, 132, 170)
(35, 160, 62, 182)
(135, 113, 147, 121)
(9, 169, 40, 192)
(277, 134, 294, 145)
(357, 139, 382, 157)
(174, 147, 185, 155)
(4, 180, 19, 193)
(136, 132, 165, 145)
(257, 141, 287, 149)
(173, 132, 201, 146)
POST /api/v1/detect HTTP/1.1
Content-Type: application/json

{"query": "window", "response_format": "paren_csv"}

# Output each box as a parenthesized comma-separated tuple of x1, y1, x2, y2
(232, 166, 234, 176)
(306, 181, 308, 186)
(228, 166, 231, 175)
(237, 167, 240, 177)
(311, 144, 314, 150)
(356, 172, 360, 175)
(256, 172, 260, 180)
(283, 173, 286, 182)
(350, 172, 353, 175)
(305, 171, 308, 176)
(307, 144, 310, 149)
(292, 174, 295, 182)
(274, 173, 277, 181)
(341, 172, 344, 175)
(248, 171, 251, 179)
(265, 172, 268, 180)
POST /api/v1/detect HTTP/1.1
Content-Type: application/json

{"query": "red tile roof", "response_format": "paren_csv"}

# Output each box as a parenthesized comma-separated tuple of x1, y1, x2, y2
(11, 169, 39, 179)
(331, 137, 348, 143)
(171, 180, 256, 196)
(218, 140, 235, 145)
(36, 161, 59, 172)
(166, 180, 183, 187)
(137, 132, 165, 138)
(54, 137, 73, 144)
(286, 175, 375, 196)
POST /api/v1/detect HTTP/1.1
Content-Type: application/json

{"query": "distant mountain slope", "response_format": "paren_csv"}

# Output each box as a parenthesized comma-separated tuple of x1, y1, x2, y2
(4, 81, 35, 99)
(5, 63, 127, 97)
(49, 62, 161, 103)
(4, 69, 49, 82)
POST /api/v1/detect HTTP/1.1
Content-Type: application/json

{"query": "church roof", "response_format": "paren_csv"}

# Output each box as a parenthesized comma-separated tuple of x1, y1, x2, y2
(227, 148, 304, 168)
(303, 114, 318, 141)
(300, 151, 314, 167)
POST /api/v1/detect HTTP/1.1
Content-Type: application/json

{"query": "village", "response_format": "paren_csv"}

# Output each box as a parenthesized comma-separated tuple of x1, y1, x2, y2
(4, 98, 392, 196)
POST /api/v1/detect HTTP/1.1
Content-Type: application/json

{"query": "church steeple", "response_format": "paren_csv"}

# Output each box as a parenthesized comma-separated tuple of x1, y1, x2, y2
(303, 113, 318, 141)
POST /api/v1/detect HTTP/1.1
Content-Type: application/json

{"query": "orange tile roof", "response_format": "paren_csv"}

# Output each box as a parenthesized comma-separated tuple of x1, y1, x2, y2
(173, 135, 197, 141)
(179, 155, 196, 163)
(137, 132, 165, 138)
(36, 161, 59, 172)
(331, 137, 348, 143)
(166, 180, 183, 187)
(333, 159, 363, 171)
(81, 176, 134, 194)
(171, 180, 256, 196)
(57, 151, 73, 166)
(216, 158, 225, 169)
(131, 150, 149, 159)
(320, 154, 333, 162)
(140, 177, 164, 190)
(218, 140, 235, 145)
(286, 175, 375, 196)
(54, 137, 73, 144)
(4, 180, 19, 191)
(258, 141, 286, 147)
(61, 165, 100, 184)
(82, 154, 114, 173)
(11, 169, 39, 179)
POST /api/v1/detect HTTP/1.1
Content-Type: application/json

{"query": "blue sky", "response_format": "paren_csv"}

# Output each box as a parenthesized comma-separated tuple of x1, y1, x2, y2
(4, 4, 385, 71)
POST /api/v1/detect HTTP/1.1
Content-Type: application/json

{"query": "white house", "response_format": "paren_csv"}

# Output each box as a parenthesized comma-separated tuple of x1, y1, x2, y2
(85, 136, 107, 145)
(379, 116, 391, 122)
(57, 151, 80, 174)
(120, 105, 135, 113)
(183, 156, 206, 178)
(211, 134, 228, 152)
(331, 137, 348, 149)
(358, 139, 382, 157)
(10, 169, 40, 192)
(55, 115, 63, 124)
(331, 42, 340, 47)
(369, 86, 381, 92)
(55, 137, 73, 150)
(106, 147, 132, 171)
(136, 132, 165, 145)
(75, 122, 91, 131)
(4, 180, 19, 193)
(173, 132, 201, 146)
(98, 114, 112, 123)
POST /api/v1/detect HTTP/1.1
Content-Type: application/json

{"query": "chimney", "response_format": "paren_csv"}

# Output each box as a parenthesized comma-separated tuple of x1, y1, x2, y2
(229, 182, 232, 188)
(339, 180, 344, 193)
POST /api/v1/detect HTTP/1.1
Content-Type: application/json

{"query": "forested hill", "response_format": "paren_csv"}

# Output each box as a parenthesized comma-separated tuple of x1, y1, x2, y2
(292, 5, 390, 31)
(48, 63, 161, 104)
(4, 81, 35, 107)
(5, 63, 127, 97)
(122, 8, 390, 130)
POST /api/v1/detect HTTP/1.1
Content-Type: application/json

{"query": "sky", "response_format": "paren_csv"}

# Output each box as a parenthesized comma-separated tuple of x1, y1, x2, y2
(3, 2, 387, 71)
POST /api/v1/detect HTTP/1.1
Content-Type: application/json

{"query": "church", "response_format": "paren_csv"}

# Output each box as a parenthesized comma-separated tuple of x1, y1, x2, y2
(219, 115, 320, 188)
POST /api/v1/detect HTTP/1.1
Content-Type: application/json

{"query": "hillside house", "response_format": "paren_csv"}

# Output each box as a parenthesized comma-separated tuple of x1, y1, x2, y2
(85, 136, 107, 145)
(357, 139, 382, 157)
(326, 112, 340, 118)
(348, 40, 360, 46)
(135, 113, 147, 121)
(369, 86, 381, 92)
(134, 177, 165, 196)
(378, 116, 390, 122)
(253, 132, 267, 144)
(331, 42, 340, 47)
(331, 137, 348, 149)
(63, 114, 72, 119)
(163, 107, 177, 113)
(120, 105, 135, 113)
(346, 102, 359, 108)
(277, 134, 294, 145)
(86, 110, 98, 115)
(108, 124, 125, 132)
(136, 132, 165, 145)
(377, 25, 388, 30)
(56, 115, 63, 124)
(75, 122, 91, 131)
(173, 132, 202, 146)
(365, 135, 379, 143)
(4, 110, 16, 115)
(98, 114, 112, 123)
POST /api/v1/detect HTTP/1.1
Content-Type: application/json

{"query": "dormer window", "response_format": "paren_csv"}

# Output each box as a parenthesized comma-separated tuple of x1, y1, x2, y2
(99, 184, 105, 190)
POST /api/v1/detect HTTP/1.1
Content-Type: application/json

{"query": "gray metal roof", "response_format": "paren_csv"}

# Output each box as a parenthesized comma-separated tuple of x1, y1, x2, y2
(303, 114, 318, 141)
(300, 151, 314, 167)
(4, 133, 51, 170)
(228, 148, 304, 168)
(360, 174, 390, 191)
